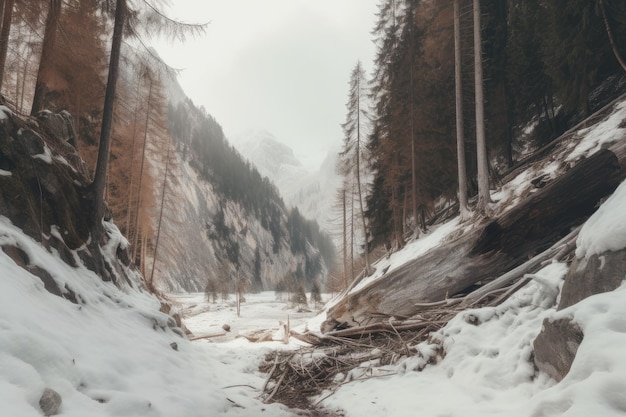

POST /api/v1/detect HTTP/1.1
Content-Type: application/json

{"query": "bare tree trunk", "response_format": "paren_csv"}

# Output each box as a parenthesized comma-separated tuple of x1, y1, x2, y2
(125, 91, 142, 237)
(355, 85, 371, 275)
(0, 0, 15, 93)
(473, 0, 490, 212)
(31, 0, 62, 114)
(454, 0, 469, 220)
(0, 1, 5, 33)
(342, 187, 348, 289)
(350, 187, 354, 279)
(131, 80, 153, 262)
(92, 0, 126, 229)
(19, 37, 30, 112)
(599, 0, 626, 72)
(148, 135, 172, 290)
(410, 60, 418, 234)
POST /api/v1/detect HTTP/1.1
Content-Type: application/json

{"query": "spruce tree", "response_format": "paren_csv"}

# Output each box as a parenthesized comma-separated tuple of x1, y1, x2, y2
(338, 61, 371, 275)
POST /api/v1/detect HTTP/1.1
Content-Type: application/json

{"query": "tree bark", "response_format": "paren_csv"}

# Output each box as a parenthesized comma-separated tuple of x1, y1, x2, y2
(473, 0, 490, 212)
(0, 0, 14, 92)
(132, 79, 152, 262)
(31, 0, 62, 115)
(148, 135, 172, 289)
(355, 75, 371, 275)
(454, 0, 469, 220)
(92, 0, 126, 229)
(342, 187, 348, 288)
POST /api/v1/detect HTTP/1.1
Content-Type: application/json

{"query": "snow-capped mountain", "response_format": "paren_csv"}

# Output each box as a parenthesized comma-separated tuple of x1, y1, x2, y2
(232, 130, 341, 238)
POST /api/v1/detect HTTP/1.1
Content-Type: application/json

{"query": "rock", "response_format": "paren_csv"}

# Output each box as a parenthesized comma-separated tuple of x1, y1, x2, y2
(36, 110, 78, 148)
(533, 318, 584, 381)
(170, 342, 178, 351)
(39, 388, 62, 416)
(558, 249, 626, 309)
(222, 324, 231, 332)
(533, 248, 626, 381)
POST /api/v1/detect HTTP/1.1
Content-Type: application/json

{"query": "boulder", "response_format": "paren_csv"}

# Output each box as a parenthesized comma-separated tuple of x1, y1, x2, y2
(39, 388, 62, 416)
(533, 248, 626, 380)
(533, 318, 583, 381)
(559, 249, 626, 309)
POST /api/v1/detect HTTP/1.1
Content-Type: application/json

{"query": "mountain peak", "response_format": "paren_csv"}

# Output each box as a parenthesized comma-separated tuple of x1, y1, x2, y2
(231, 129, 304, 181)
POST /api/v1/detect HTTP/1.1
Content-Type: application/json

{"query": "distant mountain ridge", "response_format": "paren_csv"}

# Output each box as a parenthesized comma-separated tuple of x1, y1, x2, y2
(231, 129, 341, 239)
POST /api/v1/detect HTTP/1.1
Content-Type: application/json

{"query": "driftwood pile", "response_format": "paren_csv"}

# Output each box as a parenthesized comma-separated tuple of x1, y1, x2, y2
(259, 226, 581, 410)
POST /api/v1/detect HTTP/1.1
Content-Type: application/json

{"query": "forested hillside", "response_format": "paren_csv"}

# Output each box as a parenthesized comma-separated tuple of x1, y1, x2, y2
(0, 0, 334, 293)
(335, 0, 626, 282)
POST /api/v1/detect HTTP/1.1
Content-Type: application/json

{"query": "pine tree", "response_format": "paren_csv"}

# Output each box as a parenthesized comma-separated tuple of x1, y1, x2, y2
(338, 61, 371, 276)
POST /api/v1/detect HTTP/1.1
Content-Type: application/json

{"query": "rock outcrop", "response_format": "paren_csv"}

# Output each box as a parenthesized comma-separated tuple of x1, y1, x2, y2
(0, 106, 136, 288)
(533, 248, 626, 381)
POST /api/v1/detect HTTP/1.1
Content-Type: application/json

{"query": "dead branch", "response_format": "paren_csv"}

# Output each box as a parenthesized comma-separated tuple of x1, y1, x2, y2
(189, 332, 227, 341)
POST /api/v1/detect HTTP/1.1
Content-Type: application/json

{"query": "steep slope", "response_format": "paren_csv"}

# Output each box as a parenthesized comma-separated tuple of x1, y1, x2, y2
(323, 95, 626, 331)
(149, 99, 334, 293)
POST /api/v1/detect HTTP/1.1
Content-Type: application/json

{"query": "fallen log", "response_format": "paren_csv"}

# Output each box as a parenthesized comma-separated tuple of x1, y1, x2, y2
(324, 147, 626, 332)
(461, 226, 580, 307)
(189, 332, 227, 341)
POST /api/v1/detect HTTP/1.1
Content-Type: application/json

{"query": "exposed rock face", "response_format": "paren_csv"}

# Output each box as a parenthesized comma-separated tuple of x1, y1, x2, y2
(533, 248, 626, 381)
(0, 107, 137, 287)
(0, 108, 92, 249)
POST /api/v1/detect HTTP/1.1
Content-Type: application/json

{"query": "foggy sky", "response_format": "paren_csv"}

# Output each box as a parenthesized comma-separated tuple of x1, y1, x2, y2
(153, 0, 379, 169)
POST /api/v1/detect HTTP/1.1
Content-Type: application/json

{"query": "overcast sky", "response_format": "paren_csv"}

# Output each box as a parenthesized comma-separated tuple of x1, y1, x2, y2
(153, 0, 379, 169)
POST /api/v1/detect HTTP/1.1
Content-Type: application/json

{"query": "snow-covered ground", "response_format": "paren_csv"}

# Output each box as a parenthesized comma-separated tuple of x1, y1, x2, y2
(0, 217, 299, 417)
(2, 99, 626, 416)
(170, 291, 326, 342)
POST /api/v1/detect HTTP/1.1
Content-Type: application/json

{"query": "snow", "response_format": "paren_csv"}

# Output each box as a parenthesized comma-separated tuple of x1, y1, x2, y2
(575, 179, 626, 258)
(0, 216, 295, 417)
(0, 169, 11, 176)
(567, 100, 626, 162)
(2, 183, 626, 416)
(320, 260, 626, 417)
(170, 291, 324, 344)
(2, 97, 626, 416)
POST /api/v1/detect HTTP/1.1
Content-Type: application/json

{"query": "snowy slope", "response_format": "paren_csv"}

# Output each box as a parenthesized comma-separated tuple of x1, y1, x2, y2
(0, 216, 295, 417)
(318, 180, 626, 417)
(306, 96, 626, 417)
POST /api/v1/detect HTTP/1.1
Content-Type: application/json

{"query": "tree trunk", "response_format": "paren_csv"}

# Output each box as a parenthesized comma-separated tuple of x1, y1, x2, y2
(131, 79, 152, 262)
(454, 0, 469, 220)
(0, 0, 14, 92)
(125, 86, 143, 237)
(342, 187, 348, 289)
(355, 84, 371, 275)
(31, 0, 62, 115)
(473, 0, 490, 212)
(92, 0, 126, 229)
(148, 135, 172, 290)
(599, 0, 626, 72)
(410, 59, 418, 233)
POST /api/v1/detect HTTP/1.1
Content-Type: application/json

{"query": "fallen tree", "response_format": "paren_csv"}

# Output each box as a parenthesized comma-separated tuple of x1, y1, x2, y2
(323, 145, 626, 332)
